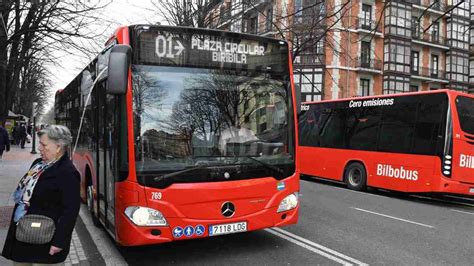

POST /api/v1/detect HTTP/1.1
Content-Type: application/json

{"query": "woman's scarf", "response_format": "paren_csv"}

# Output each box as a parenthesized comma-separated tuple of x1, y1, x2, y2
(12, 159, 58, 222)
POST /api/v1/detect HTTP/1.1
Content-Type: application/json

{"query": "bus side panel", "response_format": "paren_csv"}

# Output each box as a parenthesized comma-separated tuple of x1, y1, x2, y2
(299, 146, 448, 193)
(452, 137, 474, 191)
(298, 146, 332, 180)
(367, 153, 437, 192)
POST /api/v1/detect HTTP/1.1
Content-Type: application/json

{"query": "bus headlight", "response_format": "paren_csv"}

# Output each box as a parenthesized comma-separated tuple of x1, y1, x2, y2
(277, 192, 299, 213)
(124, 206, 168, 226)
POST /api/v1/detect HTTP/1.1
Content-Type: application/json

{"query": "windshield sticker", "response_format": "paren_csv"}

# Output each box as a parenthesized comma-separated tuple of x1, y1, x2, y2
(195, 225, 205, 236)
(277, 181, 286, 190)
(184, 226, 195, 237)
(172, 227, 184, 238)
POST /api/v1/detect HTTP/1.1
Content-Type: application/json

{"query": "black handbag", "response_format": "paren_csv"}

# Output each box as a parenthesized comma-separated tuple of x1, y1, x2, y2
(15, 214, 56, 244)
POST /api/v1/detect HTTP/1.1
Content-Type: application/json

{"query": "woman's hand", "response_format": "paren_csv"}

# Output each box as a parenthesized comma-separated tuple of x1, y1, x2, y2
(49, 245, 63, 255)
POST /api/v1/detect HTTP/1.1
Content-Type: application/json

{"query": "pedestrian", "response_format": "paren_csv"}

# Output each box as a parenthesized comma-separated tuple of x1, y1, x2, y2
(0, 122, 10, 159)
(27, 123, 32, 136)
(12, 123, 20, 145)
(1, 125, 80, 265)
(19, 123, 27, 149)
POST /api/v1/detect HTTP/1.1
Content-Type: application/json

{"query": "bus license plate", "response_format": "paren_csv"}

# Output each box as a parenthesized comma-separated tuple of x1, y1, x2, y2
(209, 222, 247, 236)
(469, 188, 474, 194)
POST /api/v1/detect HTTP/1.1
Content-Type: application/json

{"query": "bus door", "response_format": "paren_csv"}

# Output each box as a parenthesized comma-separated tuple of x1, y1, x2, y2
(97, 82, 117, 232)
(104, 93, 118, 232)
(453, 95, 474, 186)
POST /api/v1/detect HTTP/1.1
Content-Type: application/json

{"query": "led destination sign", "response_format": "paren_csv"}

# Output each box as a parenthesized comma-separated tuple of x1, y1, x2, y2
(136, 28, 287, 72)
(191, 38, 266, 64)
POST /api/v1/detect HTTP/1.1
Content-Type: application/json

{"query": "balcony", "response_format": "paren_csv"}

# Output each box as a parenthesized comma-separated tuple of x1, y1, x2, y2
(354, 57, 383, 72)
(412, 31, 448, 48)
(411, 66, 448, 81)
(410, 0, 447, 12)
(242, 0, 271, 12)
(355, 17, 382, 33)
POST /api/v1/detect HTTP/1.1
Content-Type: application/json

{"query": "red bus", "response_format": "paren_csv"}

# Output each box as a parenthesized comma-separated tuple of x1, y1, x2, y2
(298, 90, 474, 196)
(55, 25, 299, 246)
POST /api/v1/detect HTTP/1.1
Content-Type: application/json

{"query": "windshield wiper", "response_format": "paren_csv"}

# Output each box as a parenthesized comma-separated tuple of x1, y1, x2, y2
(243, 156, 284, 176)
(153, 165, 206, 182)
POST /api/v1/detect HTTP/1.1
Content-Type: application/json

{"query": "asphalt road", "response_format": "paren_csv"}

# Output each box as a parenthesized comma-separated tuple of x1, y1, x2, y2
(109, 178, 474, 265)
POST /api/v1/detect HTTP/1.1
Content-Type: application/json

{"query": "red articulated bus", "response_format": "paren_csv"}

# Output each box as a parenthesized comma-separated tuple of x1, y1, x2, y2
(55, 25, 299, 246)
(298, 89, 474, 196)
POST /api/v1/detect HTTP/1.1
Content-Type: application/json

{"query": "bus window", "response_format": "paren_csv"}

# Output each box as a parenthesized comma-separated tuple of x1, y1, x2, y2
(346, 107, 381, 151)
(320, 108, 346, 149)
(456, 96, 474, 135)
(413, 94, 447, 155)
(378, 102, 417, 153)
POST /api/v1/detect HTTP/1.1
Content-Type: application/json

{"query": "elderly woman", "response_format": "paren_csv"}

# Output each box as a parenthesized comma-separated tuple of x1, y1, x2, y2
(2, 125, 80, 265)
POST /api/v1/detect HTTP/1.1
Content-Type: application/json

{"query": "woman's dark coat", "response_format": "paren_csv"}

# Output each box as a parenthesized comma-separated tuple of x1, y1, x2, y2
(1, 154, 80, 263)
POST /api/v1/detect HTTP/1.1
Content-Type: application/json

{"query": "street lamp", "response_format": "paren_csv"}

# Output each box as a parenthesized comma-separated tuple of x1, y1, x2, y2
(31, 102, 38, 154)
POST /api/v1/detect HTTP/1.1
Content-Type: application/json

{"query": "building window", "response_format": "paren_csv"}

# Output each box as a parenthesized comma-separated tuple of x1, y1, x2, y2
(384, 2, 411, 38)
(248, 16, 257, 34)
(361, 41, 371, 68)
(410, 85, 418, 92)
(470, 57, 474, 84)
(295, 0, 303, 23)
(447, 17, 469, 50)
(383, 75, 410, 94)
(265, 7, 273, 32)
(431, 22, 439, 43)
(411, 51, 419, 74)
(451, 0, 470, 18)
(360, 78, 370, 96)
(411, 16, 420, 38)
(447, 51, 469, 83)
(295, 68, 323, 101)
(361, 4, 372, 30)
(431, 55, 439, 78)
(384, 38, 411, 74)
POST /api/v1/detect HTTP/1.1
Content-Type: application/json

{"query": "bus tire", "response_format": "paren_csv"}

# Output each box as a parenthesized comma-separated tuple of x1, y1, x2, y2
(87, 185, 101, 227)
(344, 162, 367, 191)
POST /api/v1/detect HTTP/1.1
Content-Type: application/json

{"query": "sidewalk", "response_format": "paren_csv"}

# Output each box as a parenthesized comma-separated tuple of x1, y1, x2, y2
(0, 143, 91, 266)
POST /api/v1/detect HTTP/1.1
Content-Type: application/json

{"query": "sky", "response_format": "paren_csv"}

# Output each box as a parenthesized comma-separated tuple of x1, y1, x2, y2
(46, 0, 162, 106)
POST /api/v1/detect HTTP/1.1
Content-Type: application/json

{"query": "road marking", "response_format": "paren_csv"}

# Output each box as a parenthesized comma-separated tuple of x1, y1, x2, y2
(265, 227, 367, 266)
(302, 178, 390, 200)
(410, 195, 474, 208)
(450, 209, 474, 216)
(351, 207, 435, 229)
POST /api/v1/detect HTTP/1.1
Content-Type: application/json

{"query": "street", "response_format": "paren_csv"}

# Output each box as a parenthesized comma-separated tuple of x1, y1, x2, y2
(112, 178, 474, 265)
(1, 146, 474, 265)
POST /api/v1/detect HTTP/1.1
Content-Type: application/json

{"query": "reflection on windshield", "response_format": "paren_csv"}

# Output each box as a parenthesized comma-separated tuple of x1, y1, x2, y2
(456, 96, 474, 135)
(132, 65, 293, 172)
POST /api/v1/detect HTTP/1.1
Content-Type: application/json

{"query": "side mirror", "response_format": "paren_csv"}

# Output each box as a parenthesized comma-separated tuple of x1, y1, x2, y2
(106, 45, 132, 95)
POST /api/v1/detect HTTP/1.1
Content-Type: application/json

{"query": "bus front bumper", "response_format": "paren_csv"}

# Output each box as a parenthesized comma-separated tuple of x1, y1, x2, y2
(115, 205, 299, 246)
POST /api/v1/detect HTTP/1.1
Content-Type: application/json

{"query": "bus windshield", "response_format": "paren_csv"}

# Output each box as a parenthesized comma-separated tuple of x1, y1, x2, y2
(456, 96, 474, 135)
(132, 65, 294, 173)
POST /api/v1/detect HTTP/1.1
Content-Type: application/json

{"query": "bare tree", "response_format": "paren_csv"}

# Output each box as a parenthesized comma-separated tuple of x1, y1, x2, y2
(0, 0, 110, 123)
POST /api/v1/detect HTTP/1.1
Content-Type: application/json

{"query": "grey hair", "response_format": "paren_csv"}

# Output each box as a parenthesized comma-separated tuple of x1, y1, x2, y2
(38, 125, 73, 149)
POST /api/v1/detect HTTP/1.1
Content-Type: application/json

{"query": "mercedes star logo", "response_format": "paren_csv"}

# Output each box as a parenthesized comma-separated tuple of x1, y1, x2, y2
(221, 202, 235, 218)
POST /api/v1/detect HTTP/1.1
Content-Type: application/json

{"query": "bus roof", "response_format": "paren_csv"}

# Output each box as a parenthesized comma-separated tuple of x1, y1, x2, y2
(110, 24, 289, 45)
(302, 89, 473, 105)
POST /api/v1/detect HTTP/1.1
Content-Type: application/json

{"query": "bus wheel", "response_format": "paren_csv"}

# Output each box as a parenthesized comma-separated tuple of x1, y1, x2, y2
(87, 185, 100, 227)
(344, 163, 367, 191)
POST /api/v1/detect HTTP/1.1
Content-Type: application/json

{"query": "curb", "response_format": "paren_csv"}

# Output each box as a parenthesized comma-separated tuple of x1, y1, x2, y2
(78, 204, 128, 265)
